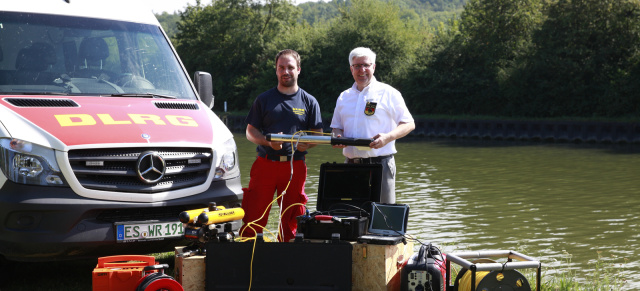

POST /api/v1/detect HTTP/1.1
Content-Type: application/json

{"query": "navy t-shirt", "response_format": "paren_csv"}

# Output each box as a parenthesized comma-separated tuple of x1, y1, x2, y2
(246, 87, 323, 157)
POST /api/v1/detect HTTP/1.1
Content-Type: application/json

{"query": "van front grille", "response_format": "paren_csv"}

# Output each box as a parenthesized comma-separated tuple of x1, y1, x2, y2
(68, 147, 212, 193)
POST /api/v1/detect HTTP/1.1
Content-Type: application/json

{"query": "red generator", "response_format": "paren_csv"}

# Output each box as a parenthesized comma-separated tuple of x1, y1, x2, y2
(92, 255, 183, 291)
(401, 244, 448, 291)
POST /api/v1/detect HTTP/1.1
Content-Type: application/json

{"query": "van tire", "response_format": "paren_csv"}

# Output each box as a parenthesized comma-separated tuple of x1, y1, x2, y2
(0, 255, 12, 287)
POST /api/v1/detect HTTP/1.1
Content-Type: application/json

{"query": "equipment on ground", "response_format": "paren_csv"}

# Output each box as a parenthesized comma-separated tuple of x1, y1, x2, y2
(296, 213, 368, 241)
(317, 162, 382, 216)
(401, 244, 447, 291)
(446, 250, 541, 291)
(205, 237, 353, 291)
(357, 202, 410, 245)
(178, 203, 244, 257)
(92, 255, 183, 291)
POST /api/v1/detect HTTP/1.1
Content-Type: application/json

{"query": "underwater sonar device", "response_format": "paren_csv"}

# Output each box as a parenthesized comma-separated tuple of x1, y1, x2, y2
(266, 133, 374, 146)
(177, 203, 244, 257)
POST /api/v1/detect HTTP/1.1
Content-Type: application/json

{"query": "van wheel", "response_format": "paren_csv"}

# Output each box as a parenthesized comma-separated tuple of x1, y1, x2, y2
(0, 255, 12, 287)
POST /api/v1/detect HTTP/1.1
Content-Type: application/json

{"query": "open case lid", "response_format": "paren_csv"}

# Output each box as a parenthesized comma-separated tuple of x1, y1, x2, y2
(316, 162, 382, 216)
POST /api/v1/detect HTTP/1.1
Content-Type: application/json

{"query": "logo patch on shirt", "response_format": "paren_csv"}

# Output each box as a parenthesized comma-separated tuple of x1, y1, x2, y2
(364, 102, 377, 116)
(293, 108, 306, 116)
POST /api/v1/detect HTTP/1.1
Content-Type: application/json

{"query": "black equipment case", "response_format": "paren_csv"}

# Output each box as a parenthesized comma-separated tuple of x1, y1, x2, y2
(206, 239, 352, 291)
(296, 215, 368, 241)
(401, 244, 447, 291)
(316, 162, 382, 215)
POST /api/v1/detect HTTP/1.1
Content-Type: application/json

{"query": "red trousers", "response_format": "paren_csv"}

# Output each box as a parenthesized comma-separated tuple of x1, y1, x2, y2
(239, 156, 308, 242)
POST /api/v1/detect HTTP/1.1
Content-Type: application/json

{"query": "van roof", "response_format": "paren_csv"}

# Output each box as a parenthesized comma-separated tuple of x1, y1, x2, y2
(1, 0, 160, 25)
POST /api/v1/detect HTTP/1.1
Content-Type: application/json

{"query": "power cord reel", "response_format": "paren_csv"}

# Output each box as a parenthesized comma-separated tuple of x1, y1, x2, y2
(454, 259, 531, 291)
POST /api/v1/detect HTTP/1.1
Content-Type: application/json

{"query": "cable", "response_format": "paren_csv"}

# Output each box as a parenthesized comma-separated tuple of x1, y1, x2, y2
(327, 202, 371, 217)
(276, 131, 301, 242)
(458, 269, 490, 291)
(242, 130, 326, 291)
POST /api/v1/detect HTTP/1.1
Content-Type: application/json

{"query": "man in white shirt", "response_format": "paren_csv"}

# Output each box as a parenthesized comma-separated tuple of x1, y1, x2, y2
(331, 47, 415, 204)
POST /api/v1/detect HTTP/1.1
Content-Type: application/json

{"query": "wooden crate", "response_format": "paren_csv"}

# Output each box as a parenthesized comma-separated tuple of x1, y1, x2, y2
(175, 241, 415, 291)
(351, 241, 415, 291)
(174, 248, 206, 291)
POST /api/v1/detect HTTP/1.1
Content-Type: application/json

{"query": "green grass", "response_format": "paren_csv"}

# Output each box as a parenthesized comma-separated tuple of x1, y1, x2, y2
(537, 250, 628, 291)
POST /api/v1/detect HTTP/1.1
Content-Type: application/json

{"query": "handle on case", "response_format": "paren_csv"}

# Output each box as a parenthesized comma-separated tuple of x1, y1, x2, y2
(143, 264, 170, 272)
(314, 215, 334, 221)
(417, 245, 427, 265)
(97, 255, 156, 268)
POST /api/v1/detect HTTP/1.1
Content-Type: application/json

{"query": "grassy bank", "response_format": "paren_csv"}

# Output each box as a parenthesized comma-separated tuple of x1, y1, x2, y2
(0, 249, 628, 290)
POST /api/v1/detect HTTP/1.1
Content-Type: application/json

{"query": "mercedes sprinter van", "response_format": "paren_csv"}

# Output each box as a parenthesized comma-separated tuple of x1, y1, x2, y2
(0, 0, 243, 263)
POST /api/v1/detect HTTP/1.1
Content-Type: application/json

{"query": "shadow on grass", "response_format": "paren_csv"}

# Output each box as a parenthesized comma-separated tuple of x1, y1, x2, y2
(0, 252, 176, 291)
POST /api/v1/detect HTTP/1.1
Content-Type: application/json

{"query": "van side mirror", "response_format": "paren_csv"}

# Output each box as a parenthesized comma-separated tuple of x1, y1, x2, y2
(194, 71, 214, 109)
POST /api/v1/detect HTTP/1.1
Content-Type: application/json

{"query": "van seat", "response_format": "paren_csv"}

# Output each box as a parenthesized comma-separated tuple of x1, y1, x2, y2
(73, 37, 115, 80)
(14, 42, 59, 84)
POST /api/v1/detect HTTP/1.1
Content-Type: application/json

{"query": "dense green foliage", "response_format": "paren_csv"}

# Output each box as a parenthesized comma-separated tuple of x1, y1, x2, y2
(517, 0, 640, 117)
(161, 0, 640, 119)
(173, 0, 300, 110)
(297, 0, 464, 27)
(156, 12, 181, 38)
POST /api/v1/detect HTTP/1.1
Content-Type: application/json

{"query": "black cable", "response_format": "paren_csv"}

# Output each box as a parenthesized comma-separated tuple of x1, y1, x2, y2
(326, 202, 371, 217)
(406, 238, 447, 271)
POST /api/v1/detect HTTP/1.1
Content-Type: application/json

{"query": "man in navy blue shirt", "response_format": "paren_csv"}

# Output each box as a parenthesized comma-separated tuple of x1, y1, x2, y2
(240, 49, 323, 242)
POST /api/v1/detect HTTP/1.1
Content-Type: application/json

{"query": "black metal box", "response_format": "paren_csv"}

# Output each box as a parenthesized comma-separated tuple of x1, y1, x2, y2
(296, 215, 368, 241)
(206, 240, 352, 291)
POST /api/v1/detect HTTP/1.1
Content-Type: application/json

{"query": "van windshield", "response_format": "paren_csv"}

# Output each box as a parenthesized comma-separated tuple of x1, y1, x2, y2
(0, 11, 197, 100)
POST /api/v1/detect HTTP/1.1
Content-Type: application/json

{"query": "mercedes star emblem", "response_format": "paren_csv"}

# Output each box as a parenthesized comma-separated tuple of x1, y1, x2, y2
(136, 151, 166, 184)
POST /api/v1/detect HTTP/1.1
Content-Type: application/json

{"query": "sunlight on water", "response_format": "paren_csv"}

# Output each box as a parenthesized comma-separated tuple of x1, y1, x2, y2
(235, 133, 640, 288)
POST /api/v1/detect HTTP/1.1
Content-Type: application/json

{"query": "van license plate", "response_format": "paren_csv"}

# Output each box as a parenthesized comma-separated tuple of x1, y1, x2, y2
(115, 221, 184, 243)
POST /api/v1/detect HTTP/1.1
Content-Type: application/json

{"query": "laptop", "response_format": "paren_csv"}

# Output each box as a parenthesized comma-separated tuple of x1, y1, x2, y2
(357, 202, 410, 245)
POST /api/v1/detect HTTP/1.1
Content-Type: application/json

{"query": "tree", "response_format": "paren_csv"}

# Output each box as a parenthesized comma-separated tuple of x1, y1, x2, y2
(299, 0, 425, 111)
(405, 0, 543, 115)
(156, 12, 181, 39)
(174, 0, 300, 111)
(521, 0, 640, 117)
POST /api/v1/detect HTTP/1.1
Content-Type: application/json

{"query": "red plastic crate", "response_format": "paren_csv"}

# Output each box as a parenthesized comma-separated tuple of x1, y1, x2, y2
(92, 255, 157, 291)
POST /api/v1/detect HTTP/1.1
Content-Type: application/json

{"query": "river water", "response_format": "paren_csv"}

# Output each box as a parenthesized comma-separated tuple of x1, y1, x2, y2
(234, 133, 640, 288)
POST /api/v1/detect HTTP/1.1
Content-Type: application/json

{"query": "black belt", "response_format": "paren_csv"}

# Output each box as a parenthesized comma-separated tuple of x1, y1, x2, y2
(259, 154, 305, 162)
(347, 155, 392, 164)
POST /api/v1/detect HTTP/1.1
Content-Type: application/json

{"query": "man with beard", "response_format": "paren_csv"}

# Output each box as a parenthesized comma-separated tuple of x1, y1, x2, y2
(240, 49, 323, 242)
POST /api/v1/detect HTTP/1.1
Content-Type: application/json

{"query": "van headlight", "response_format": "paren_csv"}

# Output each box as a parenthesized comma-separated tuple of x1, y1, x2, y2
(0, 138, 66, 186)
(214, 137, 239, 180)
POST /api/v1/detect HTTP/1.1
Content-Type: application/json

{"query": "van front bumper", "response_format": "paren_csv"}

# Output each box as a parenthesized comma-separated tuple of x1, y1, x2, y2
(0, 175, 243, 262)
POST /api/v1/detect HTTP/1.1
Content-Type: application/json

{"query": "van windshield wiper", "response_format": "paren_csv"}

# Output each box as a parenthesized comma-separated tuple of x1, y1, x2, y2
(105, 93, 178, 99)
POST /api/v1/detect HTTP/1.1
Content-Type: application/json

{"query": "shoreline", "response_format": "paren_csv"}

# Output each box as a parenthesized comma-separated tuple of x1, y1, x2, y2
(221, 115, 640, 144)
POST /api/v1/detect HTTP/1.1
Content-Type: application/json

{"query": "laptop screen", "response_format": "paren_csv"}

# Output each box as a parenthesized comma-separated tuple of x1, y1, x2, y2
(368, 203, 410, 236)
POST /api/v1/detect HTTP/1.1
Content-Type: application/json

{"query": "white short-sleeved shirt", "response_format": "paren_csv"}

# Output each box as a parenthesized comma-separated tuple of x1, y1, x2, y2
(330, 77, 414, 159)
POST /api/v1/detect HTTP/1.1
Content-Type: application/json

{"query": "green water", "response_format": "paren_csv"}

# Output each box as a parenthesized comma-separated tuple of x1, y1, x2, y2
(234, 133, 640, 287)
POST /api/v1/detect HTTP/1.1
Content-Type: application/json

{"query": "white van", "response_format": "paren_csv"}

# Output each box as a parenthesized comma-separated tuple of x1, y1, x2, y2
(0, 0, 243, 264)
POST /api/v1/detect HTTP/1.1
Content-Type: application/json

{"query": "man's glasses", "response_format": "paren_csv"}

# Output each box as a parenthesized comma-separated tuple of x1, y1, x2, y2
(351, 63, 373, 70)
